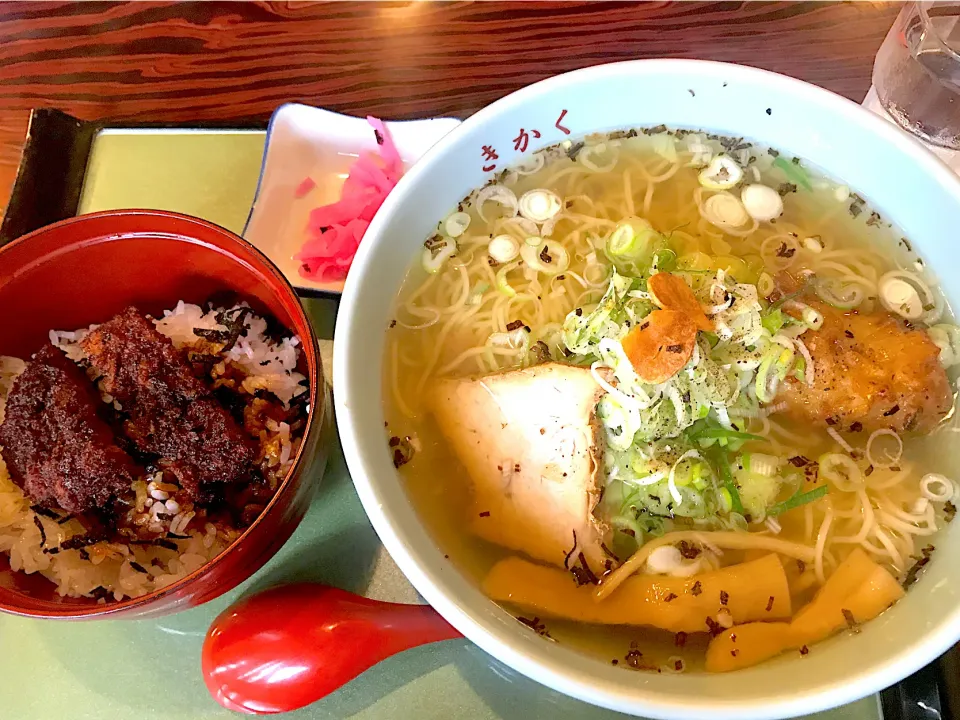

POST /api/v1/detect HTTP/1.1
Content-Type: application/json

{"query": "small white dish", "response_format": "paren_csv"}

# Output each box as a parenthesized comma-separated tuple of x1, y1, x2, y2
(242, 103, 461, 296)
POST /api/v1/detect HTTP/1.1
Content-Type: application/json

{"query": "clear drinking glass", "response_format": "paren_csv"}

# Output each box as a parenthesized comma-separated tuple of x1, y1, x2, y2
(873, 1, 960, 150)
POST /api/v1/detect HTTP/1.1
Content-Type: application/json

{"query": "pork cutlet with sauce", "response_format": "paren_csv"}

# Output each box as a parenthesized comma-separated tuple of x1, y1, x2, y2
(80, 307, 256, 499)
(0, 344, 139, 513)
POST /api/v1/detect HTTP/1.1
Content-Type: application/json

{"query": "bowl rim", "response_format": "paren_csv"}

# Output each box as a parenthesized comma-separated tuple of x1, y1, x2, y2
(0, 208, 323, 619)
(335, 58, 960, 718)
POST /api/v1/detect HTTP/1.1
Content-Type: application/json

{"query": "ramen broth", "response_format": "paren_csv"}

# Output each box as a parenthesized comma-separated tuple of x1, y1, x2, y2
(383, 128, 960, 672)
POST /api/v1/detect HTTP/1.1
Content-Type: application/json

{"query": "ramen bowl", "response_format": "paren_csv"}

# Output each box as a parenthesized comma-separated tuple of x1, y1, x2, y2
(335, 60, 960, 718)
(0, 210, 328, 619)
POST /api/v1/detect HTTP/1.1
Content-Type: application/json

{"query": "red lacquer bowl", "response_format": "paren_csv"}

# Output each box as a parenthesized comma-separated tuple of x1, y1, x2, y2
(0, 210, 328, 619)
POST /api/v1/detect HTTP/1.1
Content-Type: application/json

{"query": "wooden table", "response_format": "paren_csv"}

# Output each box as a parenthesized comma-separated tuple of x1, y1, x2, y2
(0, 1, 900, 217)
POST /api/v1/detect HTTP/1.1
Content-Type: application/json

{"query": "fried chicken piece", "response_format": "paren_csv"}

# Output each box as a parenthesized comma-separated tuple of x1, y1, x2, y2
(0, 344, 138, 513)
(80, 307, 256, 499)
(778, 301, 952, 433)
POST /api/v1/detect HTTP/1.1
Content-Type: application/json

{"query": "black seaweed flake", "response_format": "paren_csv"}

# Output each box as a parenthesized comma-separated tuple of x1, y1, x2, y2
(705, 616, 723, 637)
(517, 616, 553, 639)
(194, 307, 253, 351)
(775, 242, 796, 258)
(678, 540, 700, 559)
(566, 141, 585, 161)
(903, 545, 936, 589)
(89, 586, 111, 600)
(945, 501, 956, 523)
(675, 631, 687, 647)
(800, 645, 810, 656)
(624, 649, 644, 669)
(570, 551, 599, 586)
(505, 319, 525, 332)
(797, 559, 806, 574)
(768, 148, 780, 158)
(788, 456, 810, 468)
(849, 421, 863, 432)
(777, 182, 797, 197)
(374, 128, 385, 145)
(720, 590, 730, 606)
(900, 237, 913, 253)
(478, 511, 491, 518)
(167, 532, 191, 540)
(600, 542, 621, 563)
(841, 608, 861, 633)
(539, 245, 553, 264)
(31, 505, 62, 521)
(664, 592, 678, 603)
(866, 211, 882, 227)
(883, 404, 901, 417)
(691, 580, 703, 596)
(130, 561, 149, 574)
(33, 516, 46, 547)
(666, 344, 684, 353)
(766, 596, 775, 612)
(848, 196, 866, 219)
(390, 435, 416, 468)
(79, 548, 90, 561)
(131, 538, 179, 551)
(719, 136, 751, 153)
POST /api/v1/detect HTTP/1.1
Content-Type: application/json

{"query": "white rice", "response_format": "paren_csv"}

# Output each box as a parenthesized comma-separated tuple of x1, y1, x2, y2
(0, 302, 307, 601)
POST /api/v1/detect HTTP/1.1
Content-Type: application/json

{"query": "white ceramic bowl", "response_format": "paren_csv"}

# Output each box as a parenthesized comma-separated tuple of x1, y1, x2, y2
(335, 60, 960, 719)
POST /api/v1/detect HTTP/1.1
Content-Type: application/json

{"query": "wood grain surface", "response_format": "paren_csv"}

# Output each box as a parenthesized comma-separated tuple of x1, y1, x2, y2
(0, 1, 901, 217)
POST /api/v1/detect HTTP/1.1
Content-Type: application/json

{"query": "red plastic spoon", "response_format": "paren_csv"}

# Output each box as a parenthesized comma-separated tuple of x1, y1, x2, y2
(202, 583, 463, 714)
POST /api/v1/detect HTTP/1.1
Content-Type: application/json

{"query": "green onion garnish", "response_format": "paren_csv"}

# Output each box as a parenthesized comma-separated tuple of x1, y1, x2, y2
(773, 156, 812, 192)
(767, 485, 829, 516)
(705, 444, 745, 515)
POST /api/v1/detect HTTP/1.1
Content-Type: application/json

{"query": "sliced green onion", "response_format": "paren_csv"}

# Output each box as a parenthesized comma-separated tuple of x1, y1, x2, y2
(741, 184, 783, 222)
(468, 281, 490, 305)
(705, 444, 745, 515)
(761, 307, 785, 335)
(689, 426, 764, 443)
(801, 305, 823, 330)
(755, 346, 794, 403)
(489, 234, 520, 263)
(444, 211, 471, 238)
(518, 189, 562, 223)
(703, 193, 750, 230)
(606, 217, 662, 266)
(421, 241, 457, 273)
(698, 155, 743, 191)
(773, 156, 812, 191)
(767, 485, 828, 516)
(496, 262, 518, 297)
(651, 248, 677, 273)
(520, 240, 569, 275)
(814, 279, 864, 310)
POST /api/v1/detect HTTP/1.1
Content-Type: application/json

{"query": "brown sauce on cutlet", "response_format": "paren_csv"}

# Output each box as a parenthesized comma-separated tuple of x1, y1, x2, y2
(0, 344, 139, 513)
(79, 307, 257, 499)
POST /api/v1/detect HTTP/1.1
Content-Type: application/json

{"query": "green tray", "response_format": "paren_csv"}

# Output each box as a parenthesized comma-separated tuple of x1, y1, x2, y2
(0, 128, 883, 720)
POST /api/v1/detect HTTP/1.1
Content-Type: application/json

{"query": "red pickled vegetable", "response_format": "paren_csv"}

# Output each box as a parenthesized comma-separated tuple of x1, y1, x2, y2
(294, 177, 317, 198)
(295, 116, 403, 282)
